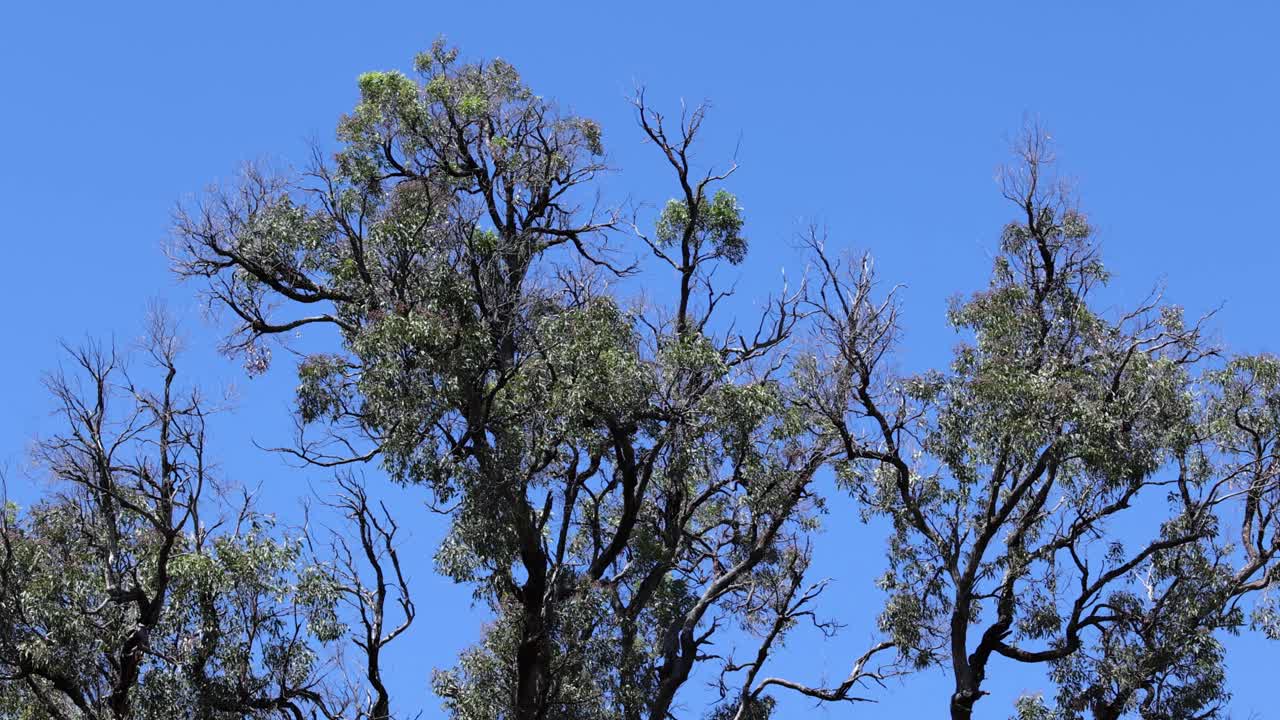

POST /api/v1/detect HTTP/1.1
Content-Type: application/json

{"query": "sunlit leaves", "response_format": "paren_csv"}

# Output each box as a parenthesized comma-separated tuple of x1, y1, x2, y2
(655, 189, 748, 265)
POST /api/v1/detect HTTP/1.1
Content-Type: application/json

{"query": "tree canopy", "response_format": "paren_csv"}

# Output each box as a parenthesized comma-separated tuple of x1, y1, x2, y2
(1, 41, 1276, 720)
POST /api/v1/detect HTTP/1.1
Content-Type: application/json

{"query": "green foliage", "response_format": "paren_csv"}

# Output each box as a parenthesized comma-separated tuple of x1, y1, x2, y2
(161, 43, 1280, 720)
(172, 34, 840, 720)
(705, 695, 775, 720)
(655, 189, 747, 264)
(813, 133, 1280, 718)
(0, 342, 347, 719)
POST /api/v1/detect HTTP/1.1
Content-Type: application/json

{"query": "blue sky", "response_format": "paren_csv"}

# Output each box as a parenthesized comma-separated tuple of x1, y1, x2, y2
(2, 2, 1278, 717)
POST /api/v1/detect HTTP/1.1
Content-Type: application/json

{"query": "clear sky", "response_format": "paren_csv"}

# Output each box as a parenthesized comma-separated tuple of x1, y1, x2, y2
(2, 2, 1278, 717)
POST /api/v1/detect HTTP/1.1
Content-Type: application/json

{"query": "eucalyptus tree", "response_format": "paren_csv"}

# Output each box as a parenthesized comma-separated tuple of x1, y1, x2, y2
(171, 41, 874, 720)
(164, 40, 1280, 719)
(1013, 354, 1280, 720)
(805, 129, 1280, 719)
(0, 317, 413, 720)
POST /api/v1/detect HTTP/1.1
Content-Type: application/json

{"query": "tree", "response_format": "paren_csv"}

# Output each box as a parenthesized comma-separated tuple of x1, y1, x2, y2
(809, 128, 1280, 719)
(0, 316, 413, 720)
(57, 39, 1259, 717)
(1014, 355, 1280, 720)
(171, 41, 878, 720)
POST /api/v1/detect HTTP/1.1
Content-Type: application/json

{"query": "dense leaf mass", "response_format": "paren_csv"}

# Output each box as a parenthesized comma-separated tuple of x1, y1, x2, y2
(170, 39, 832, 720)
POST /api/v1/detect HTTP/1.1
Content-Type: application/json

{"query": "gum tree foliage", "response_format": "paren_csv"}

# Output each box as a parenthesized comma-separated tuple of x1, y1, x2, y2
(163, 41, 1280, 720)
(0, 319, 414, 720)
(1012, 355, 1280, 720)
(810, 130, 1280, 719)
(172, 42, 880, 720)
